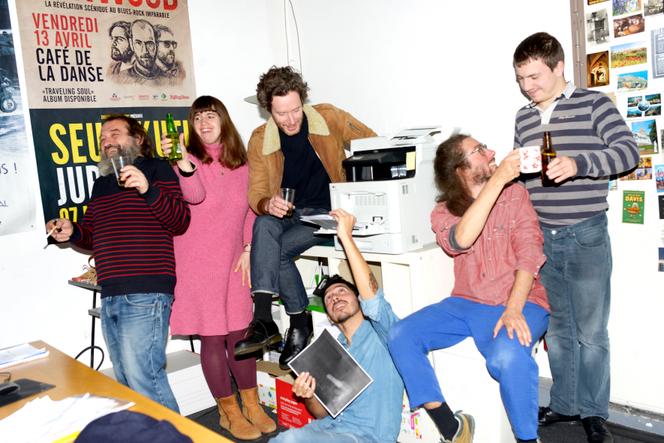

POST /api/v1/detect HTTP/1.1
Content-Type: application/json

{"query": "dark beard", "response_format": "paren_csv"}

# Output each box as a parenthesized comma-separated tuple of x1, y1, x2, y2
(471, 170, 492, 186)
(98, 144, 141, 176)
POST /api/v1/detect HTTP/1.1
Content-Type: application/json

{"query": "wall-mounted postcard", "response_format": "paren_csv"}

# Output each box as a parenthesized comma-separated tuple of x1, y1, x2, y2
(613, 0, 642, 15)
(644, 93, 662, 116)
(626, 95, 643, 118)
(655, 164, 664, 192)
(630, 119, 659, 155)
(617, 70, 648, 91)
(587, 51, 610, 87)
(628, 94, 662, 117)
(622, 156, 653, 179)
(288, 329, 373, 418)
(659, 248, 664, 272)
(587, 10, 610, 44)
(645, 0, 664, 15)
(622, 190, 645, 224)
(652, 28, 664, 78)
(614, 14, 645, 37)
(589, 0, 609, 4)
(611, 41, 647, 68)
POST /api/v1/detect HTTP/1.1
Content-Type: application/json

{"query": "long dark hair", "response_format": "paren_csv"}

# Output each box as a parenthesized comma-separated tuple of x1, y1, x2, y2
(433, 134, 473, 217)
(186, 95, 247, 169)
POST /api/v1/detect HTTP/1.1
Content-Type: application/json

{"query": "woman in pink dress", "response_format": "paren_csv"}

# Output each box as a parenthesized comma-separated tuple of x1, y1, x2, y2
(163, 96, 275, 440)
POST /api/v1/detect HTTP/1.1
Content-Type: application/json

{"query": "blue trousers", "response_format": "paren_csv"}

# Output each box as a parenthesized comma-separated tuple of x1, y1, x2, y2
(250, 208, 328, 314)
(388, 297, 549, 440)
(269, 419, 370, 443)
(541, 212, 612, 419)
(101, 293, 179, 412)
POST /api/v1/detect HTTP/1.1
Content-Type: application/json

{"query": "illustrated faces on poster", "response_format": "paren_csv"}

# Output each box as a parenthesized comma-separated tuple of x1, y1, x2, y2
(131, 21, 157, 71)
(157, 29, 177, 68)
(110, 26, 132, 62)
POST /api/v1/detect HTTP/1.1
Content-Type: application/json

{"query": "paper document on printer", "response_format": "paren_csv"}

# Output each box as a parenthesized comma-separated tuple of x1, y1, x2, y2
(300, 214, 386, 236)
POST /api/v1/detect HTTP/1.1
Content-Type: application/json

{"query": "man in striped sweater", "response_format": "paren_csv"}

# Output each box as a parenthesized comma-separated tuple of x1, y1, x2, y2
(46, 115, 190, 412)
(513, 33, 639, 443)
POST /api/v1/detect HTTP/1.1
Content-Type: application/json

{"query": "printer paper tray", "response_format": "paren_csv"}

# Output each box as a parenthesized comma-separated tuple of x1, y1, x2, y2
(314, 224, 386, 237)
(301, 214, 386, 237)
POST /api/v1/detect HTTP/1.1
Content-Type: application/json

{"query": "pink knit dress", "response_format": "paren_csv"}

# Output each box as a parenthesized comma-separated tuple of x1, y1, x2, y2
(170, 143, 256, 336)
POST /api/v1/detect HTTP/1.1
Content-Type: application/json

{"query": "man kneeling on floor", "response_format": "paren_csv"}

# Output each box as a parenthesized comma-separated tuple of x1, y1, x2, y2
(388, 134, 550, 443)
(269, 208, 404, 443)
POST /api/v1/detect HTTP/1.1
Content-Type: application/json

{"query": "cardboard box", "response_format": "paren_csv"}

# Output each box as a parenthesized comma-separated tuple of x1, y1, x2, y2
(275, 376, 314, 429)
(256, 366, 277, 410)
(398, 394, 439, 442)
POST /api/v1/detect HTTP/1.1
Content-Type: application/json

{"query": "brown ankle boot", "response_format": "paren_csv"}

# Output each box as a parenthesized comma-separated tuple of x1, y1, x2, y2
(240, 387, 277, 434)
(216, 394, 261, 440)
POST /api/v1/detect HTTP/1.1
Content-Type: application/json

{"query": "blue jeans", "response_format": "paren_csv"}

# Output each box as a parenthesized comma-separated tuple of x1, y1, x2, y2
(540, 212, 612, 419)
(251, 208, 328, 314)
(101, 292, 179, 412)
(388, 297, 549, 441)
(269, 419, 370, 443)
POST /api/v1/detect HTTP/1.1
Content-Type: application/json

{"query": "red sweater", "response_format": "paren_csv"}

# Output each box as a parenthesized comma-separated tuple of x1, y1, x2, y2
(73, 157, 190, 297)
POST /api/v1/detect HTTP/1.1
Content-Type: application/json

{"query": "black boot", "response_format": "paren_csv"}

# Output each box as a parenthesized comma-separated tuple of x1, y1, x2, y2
(234, 319, 282, 356)
(279, 313, 313, 370)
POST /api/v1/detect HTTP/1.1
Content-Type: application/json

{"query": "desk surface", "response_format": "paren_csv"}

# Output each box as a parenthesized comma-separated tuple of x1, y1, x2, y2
(0, 341, 229, 442)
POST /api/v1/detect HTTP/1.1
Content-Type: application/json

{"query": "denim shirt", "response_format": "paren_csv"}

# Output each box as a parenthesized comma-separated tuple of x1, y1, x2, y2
(315, 289, 404, 443)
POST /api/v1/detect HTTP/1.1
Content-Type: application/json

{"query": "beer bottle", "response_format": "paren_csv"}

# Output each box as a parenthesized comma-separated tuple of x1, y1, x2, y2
(541, 131, 556, 187)
(165, 113, 183, 161)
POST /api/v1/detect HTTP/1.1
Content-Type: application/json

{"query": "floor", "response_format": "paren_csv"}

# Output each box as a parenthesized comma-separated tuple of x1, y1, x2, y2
(188, 405, 664, 442)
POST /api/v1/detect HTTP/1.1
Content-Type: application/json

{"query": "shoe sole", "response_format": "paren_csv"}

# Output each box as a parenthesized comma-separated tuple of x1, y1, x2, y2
(234, 335, 282, 356)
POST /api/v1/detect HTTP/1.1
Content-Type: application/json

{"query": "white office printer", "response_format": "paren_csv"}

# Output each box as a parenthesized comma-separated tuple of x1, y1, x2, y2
(330, 126, 442, 254)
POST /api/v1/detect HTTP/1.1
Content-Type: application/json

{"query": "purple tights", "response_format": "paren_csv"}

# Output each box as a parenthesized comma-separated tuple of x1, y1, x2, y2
(200, 329, 257, 398)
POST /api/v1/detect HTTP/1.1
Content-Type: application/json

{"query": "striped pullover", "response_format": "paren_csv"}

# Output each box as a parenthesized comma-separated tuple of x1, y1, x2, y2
(514, 85, 639, 227)
(72, 157, 190, 297)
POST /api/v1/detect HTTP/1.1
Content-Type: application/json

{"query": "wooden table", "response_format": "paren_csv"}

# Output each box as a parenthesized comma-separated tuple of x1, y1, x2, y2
(0, 341, 229, 442)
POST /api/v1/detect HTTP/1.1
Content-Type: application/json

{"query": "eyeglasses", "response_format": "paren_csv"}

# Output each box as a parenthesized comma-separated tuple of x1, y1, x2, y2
(466, 143, 488, 158)
(160, 40, 178, 49)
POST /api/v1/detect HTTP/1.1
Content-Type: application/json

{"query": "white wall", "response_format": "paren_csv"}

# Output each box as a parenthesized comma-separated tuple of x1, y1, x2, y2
(2, 0, 662, 414)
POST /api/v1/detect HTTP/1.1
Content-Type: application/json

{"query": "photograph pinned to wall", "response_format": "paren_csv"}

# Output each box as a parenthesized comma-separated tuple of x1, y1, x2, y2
(655, 163, 664, 192)
(626, 94, 643, 117)
(645, 93, 661, 116)
(587, 51, 610, 87)
(645, 0, 664, 15)
(617, 70, 648, 91)
(622, 156, 653, 180)
(611, 41, 647, 68)
(587, 10, 610, 44)
(613, 0, 643, 15)
(0, 0, 36, 236)
(614, 14, 645, 37)
(589, 0, 609, 4)
(652, 28, 664, 78)
(622, 190, 645, 224)
(659, 248, 664, 272)
(631, 119, 659, 155)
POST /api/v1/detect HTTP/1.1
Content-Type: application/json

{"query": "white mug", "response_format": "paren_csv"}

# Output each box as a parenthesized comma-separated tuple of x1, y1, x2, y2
(518, 145, 542, 173)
